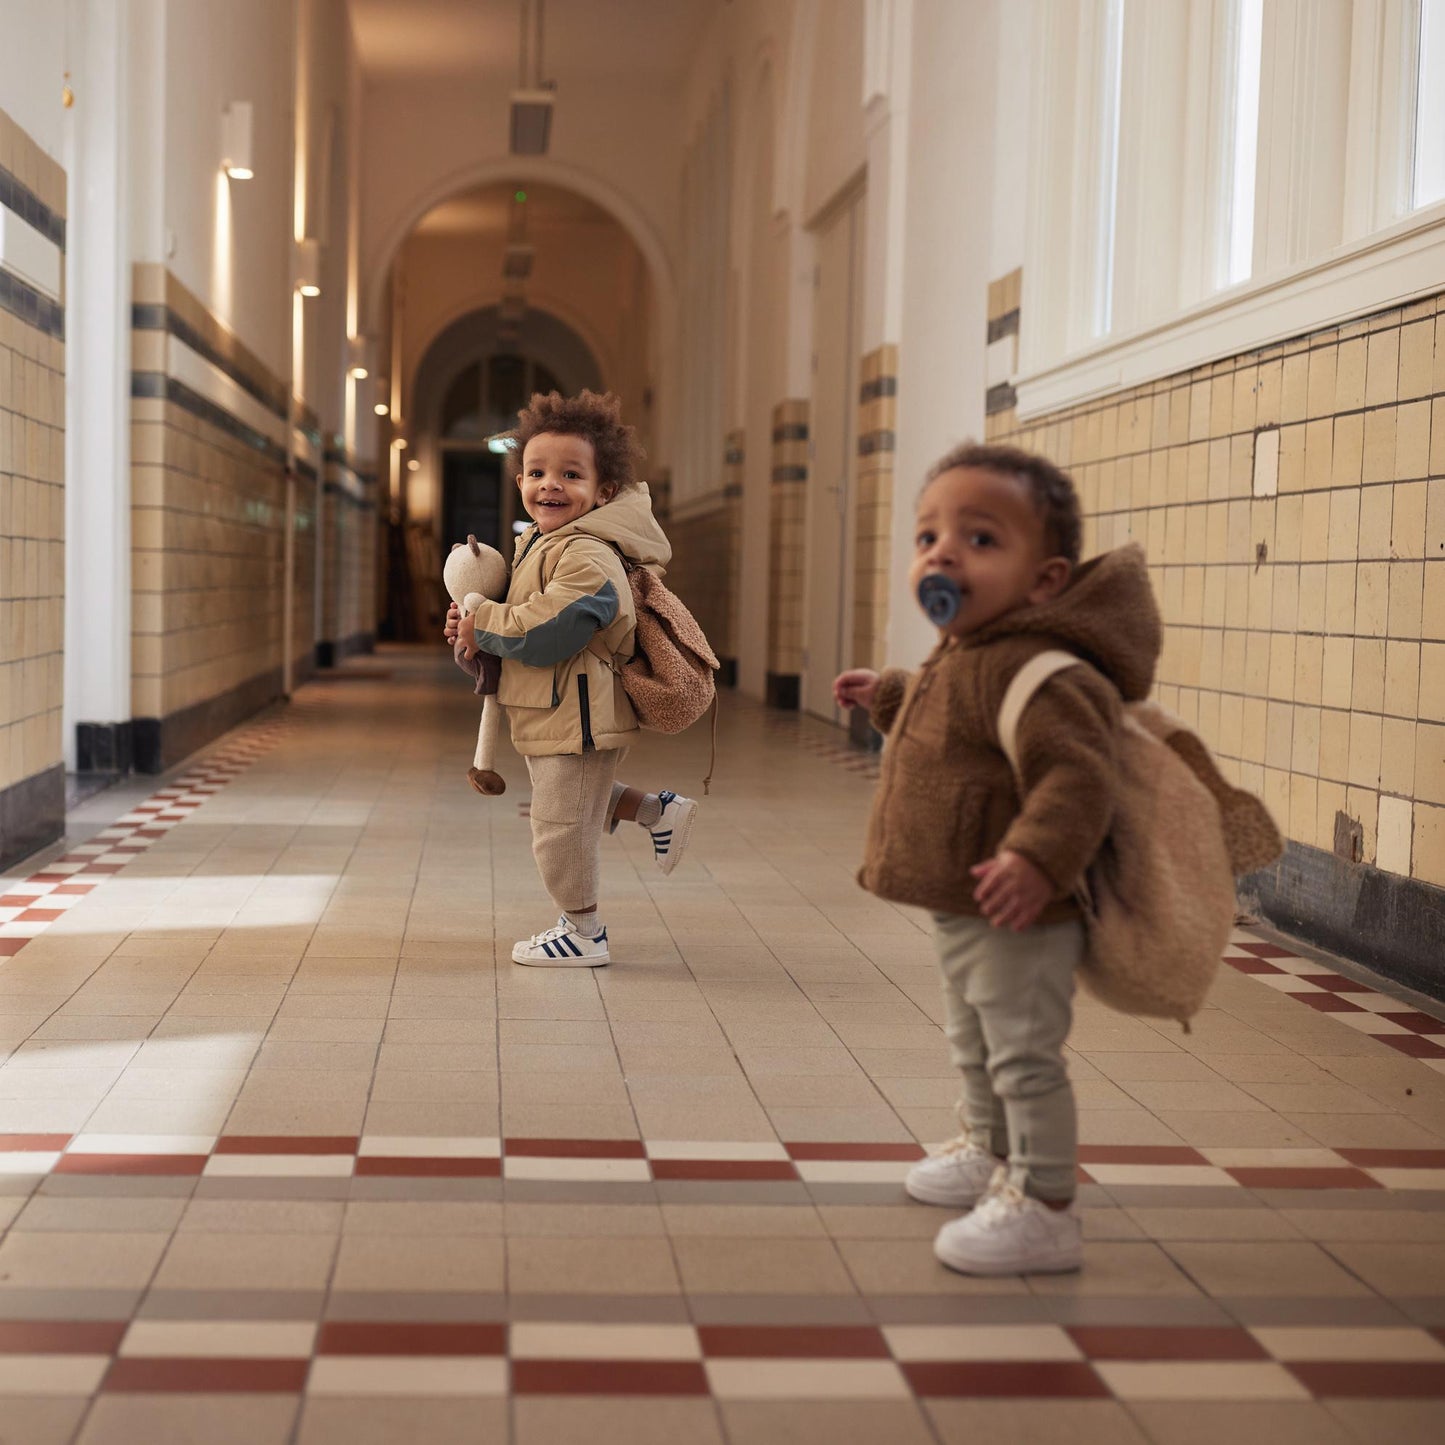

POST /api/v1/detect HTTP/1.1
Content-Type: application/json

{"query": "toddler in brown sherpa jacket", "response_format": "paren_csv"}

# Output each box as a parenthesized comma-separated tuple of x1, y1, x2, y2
(835, 442, 1162, 1280)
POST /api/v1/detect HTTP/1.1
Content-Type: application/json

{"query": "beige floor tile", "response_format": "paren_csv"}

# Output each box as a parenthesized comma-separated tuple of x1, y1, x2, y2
(1279, 1209, 1445, 1243)
(1324, 1401, 1445, 1445)
(368, 1070, 499, 1103)
(661, 1203, 824, 1238)
(721, 1401, 935, 1445)
(78, 1395, 300, 1445)
(928, 1400, 1148, 1445)
(0, 1230, 168, 1288)
(516, 1398, 722, 1445)
(1153, 1111, 1321, 1148)
(1162, 1241, 1376, 1297)
(331, 1234, 505, 1292)
(154, 1232, 338, 1290)
(505, 1202, 664, 1237)
(1127, 1401, 1354, 1445)
(817, 1204, 941, 1240)
(1323, 1241, 1445, 1296)
(222, 1099, 367, 1135)
(671, 1236, 856, 1295)
(1028, 1242, 1202, 1297)
(16, 1196, 187, 1233)
(0, 1398, 90, 1445)
(1125, 1207, 1304, 1242)
(835, 1239, 1029, 1296)
(499, 1101, 641, 1139)
(298, 1398, 508, 1445)
(178, 1200, 347, 1234)
(507, 1235, 680, 1294)
(344, 1201, 504, 1235)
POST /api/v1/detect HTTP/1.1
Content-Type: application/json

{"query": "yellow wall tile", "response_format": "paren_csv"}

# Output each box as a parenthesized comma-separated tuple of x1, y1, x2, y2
(1289, 772, 1319, 844)
(1300, 493, 1330, 561)
(1416, 722, 1445, 805)
(1280, 351, 1309, 422)
(1291, 706, 1321, 774)
(1327, 562, 1360, 633)
(1332, 414, 1364, 487)
(1307, 346, 1337, 418)
(1365, 327, 1400, 407)
(1358, 485, 1393, 560)
(1295, 634, 1324, 704)
(1380, 717, 1417, 796)
(1397, 400, 1431, 480)
(1362, 408, 1397, 484)
(1354, 562, 1388, 636)
(1348, 711, 1383, 788)
(1415, 800, 1445, 885)
(1421, 641, 1445, 721)
(1319, 708, 1351, 780)
(1322, 636, 1355, 708)
(1335, 337, 1366, 410)
(1303, 418, 1334, 489)
(1317, 779, 1349, 851)
(1352, 638, 1385, 713)
(1397, 319, 1434, 401)
(1388, 561, 1424, 638)
(1425, 562, 1445, 641)
(1384, 640, 1421, 717)
(1327, 488, 1360, 559)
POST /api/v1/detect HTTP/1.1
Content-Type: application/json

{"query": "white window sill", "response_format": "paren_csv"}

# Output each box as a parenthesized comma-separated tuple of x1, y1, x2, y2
(1014, 201, 1445, 420)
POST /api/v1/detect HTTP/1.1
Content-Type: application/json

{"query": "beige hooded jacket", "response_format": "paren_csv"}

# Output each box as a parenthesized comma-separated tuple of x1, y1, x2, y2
(469, 484, 672, 757)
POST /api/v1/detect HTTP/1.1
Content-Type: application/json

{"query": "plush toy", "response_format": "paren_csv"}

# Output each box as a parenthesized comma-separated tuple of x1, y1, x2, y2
(443, 535, 509, 796)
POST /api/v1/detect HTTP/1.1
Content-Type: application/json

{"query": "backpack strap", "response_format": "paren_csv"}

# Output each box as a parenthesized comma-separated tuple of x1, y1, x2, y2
(996, 649, 1085, 776)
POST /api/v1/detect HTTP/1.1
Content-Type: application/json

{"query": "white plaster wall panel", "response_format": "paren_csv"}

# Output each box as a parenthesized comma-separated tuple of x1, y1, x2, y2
(888, 0, 1000, 668)
(0, 1, 65, 161)
(158, 0, 296, 382)
(802, 0, 868, 224)
(0, 206, 61, 298)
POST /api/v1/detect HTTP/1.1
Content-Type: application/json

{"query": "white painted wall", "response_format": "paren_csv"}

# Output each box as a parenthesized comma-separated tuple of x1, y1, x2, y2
(803, 0, 868, 223)
(889, 0, 1001, 668)
(989, 0, 1032, 279)
(0, 2, 66, 160)
(152, 0, 297, 381)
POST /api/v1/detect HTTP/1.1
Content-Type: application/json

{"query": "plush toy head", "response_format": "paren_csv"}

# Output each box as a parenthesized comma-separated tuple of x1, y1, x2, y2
(444, 535, 508, 612)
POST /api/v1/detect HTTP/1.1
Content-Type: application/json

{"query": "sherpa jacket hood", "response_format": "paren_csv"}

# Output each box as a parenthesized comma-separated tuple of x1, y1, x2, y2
(470, 484, 672, 757)
(856, 543, 1163, 921)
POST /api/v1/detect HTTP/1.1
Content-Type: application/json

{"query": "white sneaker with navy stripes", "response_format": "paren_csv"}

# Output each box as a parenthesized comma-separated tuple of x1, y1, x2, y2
(511, 916, 610, 967)
(649, 790, 697, 876)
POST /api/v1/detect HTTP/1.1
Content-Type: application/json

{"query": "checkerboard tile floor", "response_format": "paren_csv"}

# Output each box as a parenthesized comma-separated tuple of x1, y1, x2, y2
(1, 648, 1443, 1445)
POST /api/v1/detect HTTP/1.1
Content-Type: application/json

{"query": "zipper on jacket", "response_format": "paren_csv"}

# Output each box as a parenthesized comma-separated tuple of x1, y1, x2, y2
(577, 673, 595, 750)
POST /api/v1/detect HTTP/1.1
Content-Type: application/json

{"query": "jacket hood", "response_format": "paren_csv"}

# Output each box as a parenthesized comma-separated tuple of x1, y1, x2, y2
(970, 542, 1161, 701)
(514, 483, 672, 572)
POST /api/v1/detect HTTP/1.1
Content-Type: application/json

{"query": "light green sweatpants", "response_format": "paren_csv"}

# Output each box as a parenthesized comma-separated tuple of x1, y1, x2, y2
(933, 911, 1084, 1202)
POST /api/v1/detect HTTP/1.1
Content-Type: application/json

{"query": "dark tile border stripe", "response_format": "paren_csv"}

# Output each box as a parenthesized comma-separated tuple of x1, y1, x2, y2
(771, 423, 809, 442)
(987, 308, 1021, 344)
(132, 303, 289, 419)
(0, 165, 65, 248)
(985, 381, 1018, 415)
(0, 763, 64, 874)
(0, 266, 63, 338)
(859, 376, 897, 402)
(131, 371, 287, 465)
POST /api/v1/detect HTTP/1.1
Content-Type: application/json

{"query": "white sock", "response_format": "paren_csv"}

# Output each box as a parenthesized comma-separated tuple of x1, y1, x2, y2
(566, 910, 604, 938)
(635, 794, 663, 827)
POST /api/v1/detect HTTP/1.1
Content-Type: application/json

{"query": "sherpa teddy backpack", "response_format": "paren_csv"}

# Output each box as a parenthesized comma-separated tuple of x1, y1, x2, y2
(589, 546, 720, 791)
(997, 650, 1282, 1027)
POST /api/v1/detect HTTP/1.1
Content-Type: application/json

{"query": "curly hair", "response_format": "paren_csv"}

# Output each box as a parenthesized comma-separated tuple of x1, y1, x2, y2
(509, 389, 644, 494)
(923, 441, 1082, 565)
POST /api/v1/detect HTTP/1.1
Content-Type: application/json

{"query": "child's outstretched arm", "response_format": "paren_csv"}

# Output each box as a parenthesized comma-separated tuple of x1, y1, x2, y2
(466, 542, 620, 668)
(835, 666, 913, 734)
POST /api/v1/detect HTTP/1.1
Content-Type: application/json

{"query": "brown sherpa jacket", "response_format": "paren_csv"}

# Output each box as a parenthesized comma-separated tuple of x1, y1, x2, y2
(857, 543, 1162, 923)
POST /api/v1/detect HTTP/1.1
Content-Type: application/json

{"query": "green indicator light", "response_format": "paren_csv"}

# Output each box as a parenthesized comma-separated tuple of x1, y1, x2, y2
(515, 190, 527, 203)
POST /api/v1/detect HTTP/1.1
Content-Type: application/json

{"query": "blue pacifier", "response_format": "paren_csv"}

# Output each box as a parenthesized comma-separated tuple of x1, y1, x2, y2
(917, 573, 962, 626)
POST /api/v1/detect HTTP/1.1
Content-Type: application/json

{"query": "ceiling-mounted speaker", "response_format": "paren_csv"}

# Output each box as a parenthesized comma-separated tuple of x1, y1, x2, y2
(509, 89, 554, 156)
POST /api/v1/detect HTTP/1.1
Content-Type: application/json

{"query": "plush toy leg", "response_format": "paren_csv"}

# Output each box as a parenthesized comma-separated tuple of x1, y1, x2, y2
(468, 695, 506, 796)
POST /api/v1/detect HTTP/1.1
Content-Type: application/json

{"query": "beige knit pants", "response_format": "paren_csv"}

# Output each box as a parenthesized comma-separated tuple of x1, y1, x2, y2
(524, 748, 628, 915)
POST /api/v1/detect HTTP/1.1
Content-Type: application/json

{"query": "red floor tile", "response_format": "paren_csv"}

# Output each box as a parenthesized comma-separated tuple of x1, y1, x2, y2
(52, 884, 95, 894)
(902, 1361, 1109, 1397)
(1236, 943, 1298, 959)
(1380, 1035, 1445, 1059)
(214, 1135, 359, 1155)
(1337, 1148, 1445, 1169)
(0, 939, 29, 956)
(1224, 956, 1286, 974)
(0, 1134, 70, 1151)
(0, 894, 44, 907)
(1297, 993, 1367, 1013)
(504, 1138, 646, 1158)
(1294, 973, 1363, 993)
(1066, 1326, 1267, 1361)
(104, 1358, 310, 1392)
(698, 1325, 889, 1358)
(1377, 1011, 1445, 1036)
(1077, 1145, 1209, 1165)
(1288, 1362, 1445, 1397)
(511, 1360, 709, 1395)
(15, 909, 63, 923)
(0, 1321, 128, 1353)
(317, 1322, 506, 1355)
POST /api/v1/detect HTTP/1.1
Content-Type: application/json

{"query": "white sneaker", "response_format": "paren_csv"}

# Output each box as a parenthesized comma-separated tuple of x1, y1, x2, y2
(649, 791, 696, 876)
(512, 916, 610, 967)
(905, 1135, 1002, 1208)
(933, 1171, 1082, 1277)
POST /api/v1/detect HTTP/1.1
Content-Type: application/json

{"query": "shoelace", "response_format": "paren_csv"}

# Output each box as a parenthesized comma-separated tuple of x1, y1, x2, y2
(934, 1132, 985, 1159)
(972, 1179, 1028, 1227)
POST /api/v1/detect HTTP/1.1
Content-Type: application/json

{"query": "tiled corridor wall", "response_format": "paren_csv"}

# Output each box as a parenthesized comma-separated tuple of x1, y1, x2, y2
(0, 108, 65, 871)
(318, 449, 378, 666)
(767, 399, 808, 708)
(853, 347, 897, 676)
(131, 266, 316, 773)
(987, 279, 1445, 980)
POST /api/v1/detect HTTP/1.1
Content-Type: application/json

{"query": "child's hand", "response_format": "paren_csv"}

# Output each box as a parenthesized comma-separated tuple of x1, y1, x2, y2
(444, 602, 460, 644)
(970, 850, 1054, 932)
(833, 668, 880, 711)
(457, 611, 478, 661)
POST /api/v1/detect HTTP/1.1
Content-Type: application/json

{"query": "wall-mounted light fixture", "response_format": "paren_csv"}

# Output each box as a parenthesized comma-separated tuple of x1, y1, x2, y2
(509, 1, 555, 155)
(346, 336, 371, 379)
(392, 436, 408, 450)
(487, 434, 516, 456)
(374, 402, 389, 417)
(407, 459, 420, 472)
(295, 238, 322, 297)
(222, 102, 254, 179)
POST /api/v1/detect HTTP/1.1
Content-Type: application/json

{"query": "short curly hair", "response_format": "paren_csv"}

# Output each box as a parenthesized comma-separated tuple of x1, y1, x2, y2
(510, 389, 644, 494)
(923, 442, 1082, 565)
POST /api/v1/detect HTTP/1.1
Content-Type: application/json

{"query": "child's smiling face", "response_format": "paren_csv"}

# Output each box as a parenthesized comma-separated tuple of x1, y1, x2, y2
(908, 466, 1072, 636)
(518, 432, 616, 533)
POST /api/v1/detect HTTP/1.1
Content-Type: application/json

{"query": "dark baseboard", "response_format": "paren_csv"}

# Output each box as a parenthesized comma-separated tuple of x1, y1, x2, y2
(766, 673, 800, 710)
(716, 657, 738, 689)
(848, 706, 882, 751)
(0, 764, 65, 873)
(315, 631, 376, 670)
(76, 721, 134, 775)
(1239, 839, 1445, 1002)
(133, 666, 285, 774)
